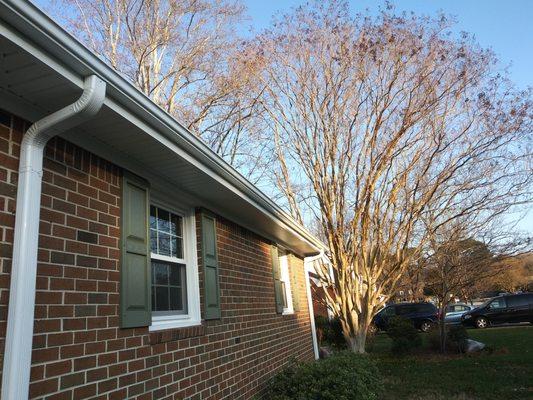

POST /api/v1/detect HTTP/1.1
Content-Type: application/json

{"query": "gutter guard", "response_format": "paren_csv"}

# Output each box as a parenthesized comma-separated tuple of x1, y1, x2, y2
(1, 75, 106, 400)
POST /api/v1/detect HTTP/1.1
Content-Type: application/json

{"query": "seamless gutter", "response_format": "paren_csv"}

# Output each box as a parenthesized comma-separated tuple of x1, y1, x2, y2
(0, 0, 327, 254)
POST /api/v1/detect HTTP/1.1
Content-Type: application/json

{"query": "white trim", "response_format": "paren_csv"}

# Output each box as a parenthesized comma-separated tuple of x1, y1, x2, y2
(148, 204, 201, 332)
(150, 253, 186, 265)
(279, 254, 294, 315)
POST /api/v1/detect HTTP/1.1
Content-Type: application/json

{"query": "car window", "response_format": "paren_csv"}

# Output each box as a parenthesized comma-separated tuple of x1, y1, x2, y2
(382, 307, 396, 316)
(396, 305, 410, 315)
(419, 304, 436, 313)
(401, 305, 420, 314)
(507, 295, 529, 307)
(489, 298, 506, 309)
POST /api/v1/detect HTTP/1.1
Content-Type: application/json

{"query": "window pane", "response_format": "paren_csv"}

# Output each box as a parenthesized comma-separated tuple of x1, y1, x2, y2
(171, 236, 183, 259)
(158, 233, 171, 256)
(507, 295, 528, 307)
(171, 214, 182, 237)
(153, 262, 168, 285)
(157, 209, 170, 233)
(151, 261, 187, 313)
(155, 286, 169, 311)
(169, 264, 183, 286)
(150, 229, 158, 253)
(490, 298, 506, 309)
(169, 287, 183, 310)
(281, 281, 288, 308)
(384, 307, 395, 316)
(150, 206, 157, 229)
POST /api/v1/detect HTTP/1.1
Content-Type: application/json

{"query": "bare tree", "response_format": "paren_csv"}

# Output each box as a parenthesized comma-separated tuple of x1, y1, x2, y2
(422, 219, 521, 351)
(246, 1, 533, 352)
(49, 0, 266, 179)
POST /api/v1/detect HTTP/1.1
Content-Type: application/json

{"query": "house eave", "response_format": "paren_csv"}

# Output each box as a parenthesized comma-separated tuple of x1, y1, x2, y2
(0, 0, 326, 257)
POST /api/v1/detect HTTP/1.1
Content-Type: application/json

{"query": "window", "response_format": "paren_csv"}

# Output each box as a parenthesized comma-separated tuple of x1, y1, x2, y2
(382, 307, 396, 317)
(507, 295, 530, 308)
(489, 298, 506, 309)
(278, 250, 294, 315)
(149, 204, 200, 331)
(150, 206, 187, 314)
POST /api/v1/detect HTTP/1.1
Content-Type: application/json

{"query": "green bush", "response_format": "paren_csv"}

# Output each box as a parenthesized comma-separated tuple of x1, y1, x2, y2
(314, 315, 346, 349)
(428, 324, 470, 353)
(386, 316, 422, 355)
(265, 352, 383, 400)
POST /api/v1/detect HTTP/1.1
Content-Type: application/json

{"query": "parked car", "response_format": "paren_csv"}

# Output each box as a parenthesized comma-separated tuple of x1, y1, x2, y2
(371, 302, 438, 333)
(461, 293, 533, 329)
(444, 303, 473, 324)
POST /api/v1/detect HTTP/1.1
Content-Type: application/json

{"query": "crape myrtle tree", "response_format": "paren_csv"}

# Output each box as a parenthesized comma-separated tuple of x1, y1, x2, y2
(245, 1, 532, 352)
(50, 0, 269, 181)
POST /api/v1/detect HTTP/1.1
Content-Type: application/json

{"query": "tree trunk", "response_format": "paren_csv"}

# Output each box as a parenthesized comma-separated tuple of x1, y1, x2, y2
(439, 304, 447, 353)
(344, 324, 367, 354)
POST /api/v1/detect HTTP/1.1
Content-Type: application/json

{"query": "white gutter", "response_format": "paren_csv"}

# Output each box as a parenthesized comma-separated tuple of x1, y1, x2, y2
(1, 75, 106, 400)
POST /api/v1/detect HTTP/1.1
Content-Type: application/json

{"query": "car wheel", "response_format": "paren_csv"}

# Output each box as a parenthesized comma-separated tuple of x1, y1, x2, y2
(368, 323, 378, 335)
(420, 321, 432, 333)
(475, 316, 488, 329)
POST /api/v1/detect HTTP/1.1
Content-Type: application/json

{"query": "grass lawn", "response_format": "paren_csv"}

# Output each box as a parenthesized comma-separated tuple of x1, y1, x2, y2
(368, 325, 532, 400)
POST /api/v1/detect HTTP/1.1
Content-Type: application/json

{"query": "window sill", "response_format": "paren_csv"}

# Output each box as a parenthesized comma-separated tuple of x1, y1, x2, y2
(149, 317, 202, 332)
(282, 309, 295, 316)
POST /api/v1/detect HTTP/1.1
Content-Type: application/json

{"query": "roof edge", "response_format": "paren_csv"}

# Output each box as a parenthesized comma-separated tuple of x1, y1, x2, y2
(1, 0, 327, 254)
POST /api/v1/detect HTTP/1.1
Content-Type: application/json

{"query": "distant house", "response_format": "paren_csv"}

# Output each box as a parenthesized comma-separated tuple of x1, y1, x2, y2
(0, 1, 324, 398)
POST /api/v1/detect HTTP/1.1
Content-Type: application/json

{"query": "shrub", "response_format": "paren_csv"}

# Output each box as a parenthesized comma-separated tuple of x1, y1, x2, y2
(428, 324, 470, 353)
(314, 315, 346, 349)
(447, 325, 469, 353)
(386, 316, 422, 355)
(265, 352, 383, 400)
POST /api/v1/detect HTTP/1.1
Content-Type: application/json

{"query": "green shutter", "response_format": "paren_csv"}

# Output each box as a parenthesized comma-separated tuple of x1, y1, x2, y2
(202, 213, 221, 320)
(289, 255, 301, 312)
(271, 245, 284, 314)
(120, 171, 151, 328)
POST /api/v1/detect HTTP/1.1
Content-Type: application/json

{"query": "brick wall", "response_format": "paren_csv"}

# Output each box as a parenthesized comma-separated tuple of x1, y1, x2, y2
(310, 279, 329, 319)
(0, 110, 315, 399)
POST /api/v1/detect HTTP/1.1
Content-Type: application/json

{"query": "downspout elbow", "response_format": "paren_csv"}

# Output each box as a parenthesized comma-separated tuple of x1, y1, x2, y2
(19, 75, 106, 175)
(1, 75, 106, 400)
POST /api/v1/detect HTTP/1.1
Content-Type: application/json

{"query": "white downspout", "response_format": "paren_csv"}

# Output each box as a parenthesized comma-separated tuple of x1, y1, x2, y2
(304, 250, 325, 360)
(1, 75, 106, 400)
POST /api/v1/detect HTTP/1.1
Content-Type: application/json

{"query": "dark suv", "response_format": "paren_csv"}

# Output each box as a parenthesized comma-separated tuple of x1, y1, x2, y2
(461, 293, 533, 329)
(371, 302, 438, 333)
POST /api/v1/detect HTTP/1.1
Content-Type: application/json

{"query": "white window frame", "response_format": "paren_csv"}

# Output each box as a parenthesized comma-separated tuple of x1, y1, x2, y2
(149, 200, 201, 331)
(279, 252, 294, 315)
